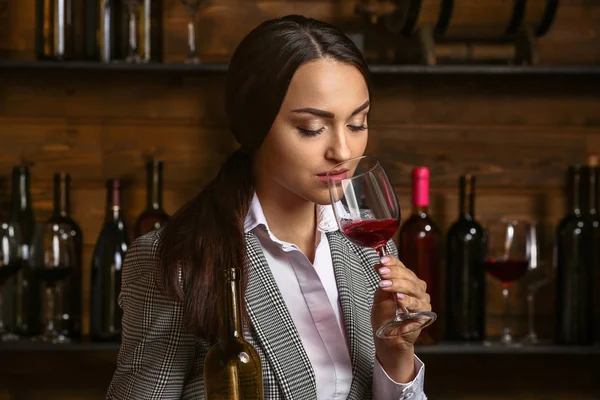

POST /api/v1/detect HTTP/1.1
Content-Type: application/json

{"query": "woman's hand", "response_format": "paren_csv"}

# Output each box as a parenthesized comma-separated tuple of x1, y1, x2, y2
(371, 254, 431, 382)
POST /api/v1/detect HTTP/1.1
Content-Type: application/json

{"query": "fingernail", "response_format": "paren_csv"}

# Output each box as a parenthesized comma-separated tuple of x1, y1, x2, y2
(379, 280, 392, 288)
(397, 293, 406, 300)
(380, 256, 391, 264)
(378, 267, 391, 276)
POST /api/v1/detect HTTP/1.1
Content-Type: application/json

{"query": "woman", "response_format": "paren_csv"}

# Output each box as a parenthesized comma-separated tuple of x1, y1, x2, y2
(107, 15, 432, 400)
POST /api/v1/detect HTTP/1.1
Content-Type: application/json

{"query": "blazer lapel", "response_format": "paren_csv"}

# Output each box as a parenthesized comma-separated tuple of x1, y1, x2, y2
(244, 232, 317, 399)
(327, 230, 380, 400)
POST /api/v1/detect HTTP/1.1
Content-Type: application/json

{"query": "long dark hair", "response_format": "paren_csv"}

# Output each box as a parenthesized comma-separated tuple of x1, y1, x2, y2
(159, 15, 371, 341)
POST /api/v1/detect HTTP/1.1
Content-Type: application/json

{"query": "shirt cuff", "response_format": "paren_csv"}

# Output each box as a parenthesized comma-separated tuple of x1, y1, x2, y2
(372, 355, 426, 400)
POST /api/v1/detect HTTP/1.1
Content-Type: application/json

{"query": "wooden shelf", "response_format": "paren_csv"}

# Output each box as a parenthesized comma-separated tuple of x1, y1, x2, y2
(2, 339, 599, 354)
(1, 60, 600, 76)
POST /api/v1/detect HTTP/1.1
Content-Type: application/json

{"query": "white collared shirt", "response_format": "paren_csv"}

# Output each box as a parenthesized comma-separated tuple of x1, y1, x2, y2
(244, 193, 426, 400)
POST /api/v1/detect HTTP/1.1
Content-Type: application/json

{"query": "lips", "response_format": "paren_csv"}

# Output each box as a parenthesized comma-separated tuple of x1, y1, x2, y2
(317, 169, 349, 184)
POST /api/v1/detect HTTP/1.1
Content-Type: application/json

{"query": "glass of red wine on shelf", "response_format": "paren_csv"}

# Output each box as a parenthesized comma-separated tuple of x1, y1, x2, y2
(30, 223, 76, 344)
(327, 155, 437, 338)
(484, 218, 532, 346)
(0, 222, 21, 341)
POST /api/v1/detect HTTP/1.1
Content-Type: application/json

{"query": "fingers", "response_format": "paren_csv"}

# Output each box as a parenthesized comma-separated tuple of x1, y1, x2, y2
(377, 256, 427, 292)
(394, 292, 432, 312)
(376, 255, 429, 301)
(377, 278, 425, 300)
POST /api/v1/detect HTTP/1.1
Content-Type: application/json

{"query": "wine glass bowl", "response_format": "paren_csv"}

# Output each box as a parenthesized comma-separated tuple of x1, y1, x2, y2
(327, 155, 437, 338)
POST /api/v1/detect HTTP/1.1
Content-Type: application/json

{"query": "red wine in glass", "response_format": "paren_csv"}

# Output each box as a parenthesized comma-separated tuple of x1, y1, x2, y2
(484, 258, 529, 286)
(341, 219, 400, 250)
(328, 155, 437, 339)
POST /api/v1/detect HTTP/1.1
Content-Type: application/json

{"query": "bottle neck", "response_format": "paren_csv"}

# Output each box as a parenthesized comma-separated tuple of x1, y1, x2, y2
(459, 175, 475, 219)
(589, 167, 598, 213)
(10, 167, 33, 217)
(412, 205, 429, 215)
(570, 167, 582, 215)
(106, 180, 122, 222)
(219, 269, 244, 344)
(53, 174, 70, 218)
(146, 161, 163, 211)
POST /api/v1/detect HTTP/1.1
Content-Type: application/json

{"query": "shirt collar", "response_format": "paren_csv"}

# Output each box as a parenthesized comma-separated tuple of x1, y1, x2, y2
(244, 192, 339, 235)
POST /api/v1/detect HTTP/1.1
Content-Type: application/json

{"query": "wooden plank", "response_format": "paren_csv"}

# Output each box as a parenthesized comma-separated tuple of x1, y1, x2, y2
(0, 71, 228, 121)
(369, 124, 594, 189)
(370, 75, 600, 126)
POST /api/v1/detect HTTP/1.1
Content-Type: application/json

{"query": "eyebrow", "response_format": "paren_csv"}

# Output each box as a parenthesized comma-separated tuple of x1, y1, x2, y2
(291, 100, 370, 119)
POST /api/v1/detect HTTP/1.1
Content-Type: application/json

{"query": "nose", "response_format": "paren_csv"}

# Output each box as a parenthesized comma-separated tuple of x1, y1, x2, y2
(325, 126, 352, 163)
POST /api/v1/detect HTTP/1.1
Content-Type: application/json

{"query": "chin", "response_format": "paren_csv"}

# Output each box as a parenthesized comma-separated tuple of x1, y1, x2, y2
(307, 187, 334, 206)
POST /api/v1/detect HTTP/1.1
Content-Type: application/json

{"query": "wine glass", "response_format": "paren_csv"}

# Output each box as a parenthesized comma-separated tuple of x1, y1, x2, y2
(484, 218, 532, 345)
(121, 0, 143, 63)
(31, 223, 76, 344)
(180, 0, 203, 64)
(0, 222, 21, 341)
(520, 222, 553, 345)
(327, 155, 437, 339)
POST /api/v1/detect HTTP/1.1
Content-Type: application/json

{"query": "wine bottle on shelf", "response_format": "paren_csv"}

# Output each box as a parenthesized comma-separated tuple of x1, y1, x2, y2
(555, 165, 594, 345)
(139, 0, 163, 62)
(35, 0, 76, 60)
(204, 268, 264, 400)
(91, 179, 129, 341)
(584, 156, 600, 342)
(445, 175, 486, 342)
(85, 0, 124, 62)
(134, 160, 169, 238)
(47, 173, 83, 339)
(398, 167, 442, 344)
(7, 166, 41, 336)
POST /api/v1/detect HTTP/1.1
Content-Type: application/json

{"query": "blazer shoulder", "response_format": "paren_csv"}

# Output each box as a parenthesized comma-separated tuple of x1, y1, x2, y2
(122, 228, 163, 284)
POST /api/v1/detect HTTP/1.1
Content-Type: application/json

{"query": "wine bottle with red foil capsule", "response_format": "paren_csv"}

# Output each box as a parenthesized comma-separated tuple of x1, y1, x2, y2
(398, 167, 443, 344)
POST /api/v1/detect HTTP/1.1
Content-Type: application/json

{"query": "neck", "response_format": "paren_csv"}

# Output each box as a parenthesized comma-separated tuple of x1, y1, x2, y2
(220, 269, 243, 343)
(413, 205, 428, 215)
(254, 181, 318, 258)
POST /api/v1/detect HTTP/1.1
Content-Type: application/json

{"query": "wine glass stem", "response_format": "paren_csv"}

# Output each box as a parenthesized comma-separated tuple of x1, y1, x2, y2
(0, 288, 5, 333)
(128, 5, 139, 60)
(527, 292, 537, 339)
(45, 284, 55, 334)
(502, 285, 511, 343)
(377, 247, 410, 318)
(187, 20, 197, 60)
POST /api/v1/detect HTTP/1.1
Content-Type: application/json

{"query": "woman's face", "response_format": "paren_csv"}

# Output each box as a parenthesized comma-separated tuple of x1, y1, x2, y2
(254, 59, 370, 205)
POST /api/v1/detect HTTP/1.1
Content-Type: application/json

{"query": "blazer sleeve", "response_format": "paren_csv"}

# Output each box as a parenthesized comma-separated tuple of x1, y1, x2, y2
(106, 231, 203, 400)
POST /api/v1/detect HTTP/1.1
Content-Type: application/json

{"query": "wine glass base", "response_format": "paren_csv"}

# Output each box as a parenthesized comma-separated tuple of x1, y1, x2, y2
(184, 57, 202, 64)
(376, 311, 437, 339)
(33, 332, 70, 344)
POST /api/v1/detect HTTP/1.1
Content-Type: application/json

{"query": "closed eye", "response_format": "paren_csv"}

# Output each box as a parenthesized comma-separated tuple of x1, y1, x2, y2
(348, 125, 367, 132)
(297, 127, 325, 137)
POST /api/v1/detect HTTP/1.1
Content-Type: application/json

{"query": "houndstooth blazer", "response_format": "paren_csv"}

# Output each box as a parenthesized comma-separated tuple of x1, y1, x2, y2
(106, 228, 422, 399)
